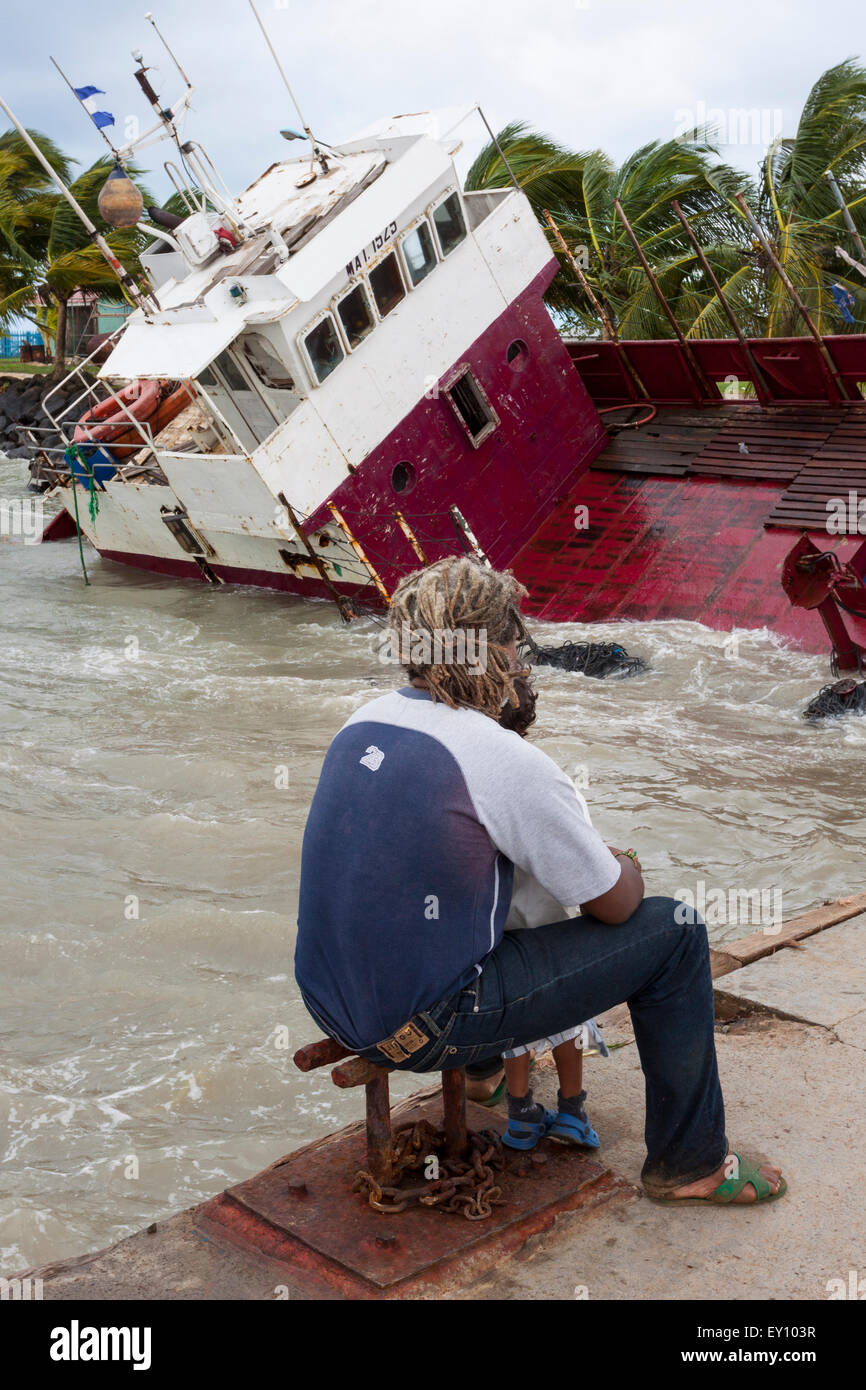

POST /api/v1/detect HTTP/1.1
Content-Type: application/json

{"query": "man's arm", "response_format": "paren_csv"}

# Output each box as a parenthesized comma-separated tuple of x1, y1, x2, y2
(581, 849, 644, 924)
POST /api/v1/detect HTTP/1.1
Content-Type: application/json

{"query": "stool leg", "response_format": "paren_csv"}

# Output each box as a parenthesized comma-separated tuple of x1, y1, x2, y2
(365, 1072, 393, 1185)
(442, 1067, 467, 1160)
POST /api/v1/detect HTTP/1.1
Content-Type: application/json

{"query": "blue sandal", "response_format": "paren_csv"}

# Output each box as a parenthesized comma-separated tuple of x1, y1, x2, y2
(548, 1091, 600, 1148)
(548, 1109, 600, 1148)
(502, 1107, 556, 1150)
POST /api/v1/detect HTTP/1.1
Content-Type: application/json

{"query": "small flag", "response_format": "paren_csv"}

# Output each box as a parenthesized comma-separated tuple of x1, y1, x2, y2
(830, 283, 856, 325)
(73, 85, 115, 130)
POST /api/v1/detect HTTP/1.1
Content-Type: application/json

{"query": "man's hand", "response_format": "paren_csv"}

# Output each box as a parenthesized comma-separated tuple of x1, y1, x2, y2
(580, 848, 645, 924)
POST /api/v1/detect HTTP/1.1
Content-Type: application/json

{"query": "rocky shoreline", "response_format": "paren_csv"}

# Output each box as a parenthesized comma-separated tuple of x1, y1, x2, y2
(0, 373, 84, 479)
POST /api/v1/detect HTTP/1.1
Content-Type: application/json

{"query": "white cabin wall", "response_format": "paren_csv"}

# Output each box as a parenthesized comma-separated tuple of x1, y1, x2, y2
(306, 236, 509, 454)
(473, 196, 556, 305)
(248, 190, 553, 517)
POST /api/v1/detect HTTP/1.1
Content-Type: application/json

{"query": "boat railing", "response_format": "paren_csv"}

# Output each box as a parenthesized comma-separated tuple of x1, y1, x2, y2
(40, 327, 162, 460)
(39, 333, 248, 476)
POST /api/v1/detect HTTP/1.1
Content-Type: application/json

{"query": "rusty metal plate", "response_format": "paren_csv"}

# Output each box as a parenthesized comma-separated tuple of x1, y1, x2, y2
(196, 1094, 636, 1299)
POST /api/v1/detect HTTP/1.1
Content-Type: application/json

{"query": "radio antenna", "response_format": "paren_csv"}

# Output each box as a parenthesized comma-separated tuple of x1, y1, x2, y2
(144, 11, 193, 89)
(247, 0, 315, 148)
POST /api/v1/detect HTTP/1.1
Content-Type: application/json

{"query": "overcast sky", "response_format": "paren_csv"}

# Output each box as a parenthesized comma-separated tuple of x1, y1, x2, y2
(2, 0, 862, 203)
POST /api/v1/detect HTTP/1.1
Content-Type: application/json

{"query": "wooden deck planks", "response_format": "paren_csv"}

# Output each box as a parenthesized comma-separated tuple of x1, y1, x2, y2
(591, 402, 866, 531)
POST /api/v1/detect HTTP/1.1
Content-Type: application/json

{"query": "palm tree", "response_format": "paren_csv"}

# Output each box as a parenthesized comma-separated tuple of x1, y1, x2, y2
(756, 59, 866, 335)
(467, 60, 866, 341)
(466, 121, 750, 338)
(0, 132, 149, 375)
(0, 129, 74, 353)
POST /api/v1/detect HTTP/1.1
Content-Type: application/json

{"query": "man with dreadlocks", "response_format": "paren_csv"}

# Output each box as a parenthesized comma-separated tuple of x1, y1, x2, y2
(295, 557, 786, 1206)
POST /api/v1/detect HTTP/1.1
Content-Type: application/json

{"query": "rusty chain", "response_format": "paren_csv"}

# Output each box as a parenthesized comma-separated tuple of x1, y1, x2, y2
(352, 1119, 506, 1221)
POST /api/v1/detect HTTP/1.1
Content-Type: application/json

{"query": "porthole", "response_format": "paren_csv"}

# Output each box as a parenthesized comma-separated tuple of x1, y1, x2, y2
(507, 339, 529, 369)
(391, 462, 416, 494)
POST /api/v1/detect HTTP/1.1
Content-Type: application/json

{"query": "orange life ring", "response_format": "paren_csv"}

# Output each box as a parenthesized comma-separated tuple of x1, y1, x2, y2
(74, 379, 165, 447)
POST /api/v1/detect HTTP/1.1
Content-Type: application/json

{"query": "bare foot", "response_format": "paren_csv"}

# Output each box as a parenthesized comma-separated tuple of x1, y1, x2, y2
(668, 1154, 784, 1203)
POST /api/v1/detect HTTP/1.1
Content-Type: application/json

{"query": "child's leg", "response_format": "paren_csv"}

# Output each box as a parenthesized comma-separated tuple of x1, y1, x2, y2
(501, 1048, 553, 1149)
(549, 1038, 599, 1146)
(552, 1039, 583, 1099)
(503, 1052, 531, 1099)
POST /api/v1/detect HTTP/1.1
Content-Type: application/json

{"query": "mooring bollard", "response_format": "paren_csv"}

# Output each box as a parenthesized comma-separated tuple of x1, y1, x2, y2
(293, 1039, 469, 1193)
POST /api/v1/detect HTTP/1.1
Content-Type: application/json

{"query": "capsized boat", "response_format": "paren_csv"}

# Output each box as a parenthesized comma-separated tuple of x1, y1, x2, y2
(37, 51, 866, 672)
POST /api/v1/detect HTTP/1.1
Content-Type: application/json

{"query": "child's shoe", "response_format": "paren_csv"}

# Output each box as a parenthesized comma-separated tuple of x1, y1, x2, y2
(501, 1089, 556, 1150)
(548, 1089, 600, 1148)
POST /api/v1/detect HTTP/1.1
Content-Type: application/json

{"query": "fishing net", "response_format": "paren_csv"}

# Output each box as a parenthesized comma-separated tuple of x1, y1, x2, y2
(803, 679, 866, 721)
(521, 633, 649, 680)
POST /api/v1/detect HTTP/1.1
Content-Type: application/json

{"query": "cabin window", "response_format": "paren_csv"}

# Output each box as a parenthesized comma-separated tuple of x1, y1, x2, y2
(445, 369, 498, 447)
(198, 347, 286, 450)
(211, 349, 248, 393)
(369, 251, 406, 318)
(241, 332, 297, 392)
(432, 192, 467, 257)
(400, 221, 437, 287)
(337, 284, 376, 349)
(304, 314, 345, 384)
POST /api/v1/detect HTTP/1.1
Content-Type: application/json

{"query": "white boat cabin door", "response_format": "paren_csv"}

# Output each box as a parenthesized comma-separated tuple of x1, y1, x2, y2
(198, 330, 302, 452)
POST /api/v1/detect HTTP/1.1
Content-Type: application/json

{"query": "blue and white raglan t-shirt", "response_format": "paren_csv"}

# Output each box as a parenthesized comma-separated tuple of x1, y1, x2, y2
(294, 687, 620, 1052)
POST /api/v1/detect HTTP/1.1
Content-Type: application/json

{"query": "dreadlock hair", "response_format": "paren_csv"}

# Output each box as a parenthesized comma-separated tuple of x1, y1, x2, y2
(388, 556, 529, 719)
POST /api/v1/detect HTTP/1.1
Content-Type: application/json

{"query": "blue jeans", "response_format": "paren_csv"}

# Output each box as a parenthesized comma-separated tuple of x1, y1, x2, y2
(356, 896, 727, 1193)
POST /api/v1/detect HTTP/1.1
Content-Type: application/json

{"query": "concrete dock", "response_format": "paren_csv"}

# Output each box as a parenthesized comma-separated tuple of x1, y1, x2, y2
(9, 897, 866, 1301)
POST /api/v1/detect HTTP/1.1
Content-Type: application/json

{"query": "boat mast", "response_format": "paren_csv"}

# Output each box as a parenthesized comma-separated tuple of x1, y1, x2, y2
(247, 0, 330, 174)
(0, 94, 155, 315)
(823, 169, 866, 264)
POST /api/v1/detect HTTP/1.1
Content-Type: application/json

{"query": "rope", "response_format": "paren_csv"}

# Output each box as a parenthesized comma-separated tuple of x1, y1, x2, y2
(803, 678, 866, 720)
(522, 631, 649, 680)
(62, 444, 91, 587)
(64, 443, 101, 525)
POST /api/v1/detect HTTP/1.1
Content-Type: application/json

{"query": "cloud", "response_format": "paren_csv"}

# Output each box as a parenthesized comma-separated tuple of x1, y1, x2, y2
(1, 0, 859, 202)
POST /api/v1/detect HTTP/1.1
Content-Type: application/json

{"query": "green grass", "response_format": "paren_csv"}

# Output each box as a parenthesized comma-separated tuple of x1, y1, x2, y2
(0, 359, 55, 377)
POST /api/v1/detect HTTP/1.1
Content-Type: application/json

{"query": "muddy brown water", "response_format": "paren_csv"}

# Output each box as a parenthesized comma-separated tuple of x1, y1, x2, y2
(1, 454, 863, 1270)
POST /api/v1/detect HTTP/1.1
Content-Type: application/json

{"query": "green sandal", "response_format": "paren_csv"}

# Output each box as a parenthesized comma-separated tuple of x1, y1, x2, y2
(647, 1152, 787, 1206)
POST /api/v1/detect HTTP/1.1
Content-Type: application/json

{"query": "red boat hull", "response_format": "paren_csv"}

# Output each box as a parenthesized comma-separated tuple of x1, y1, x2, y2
(66, 296, 866, 664)
(513, 469, 866, 656)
